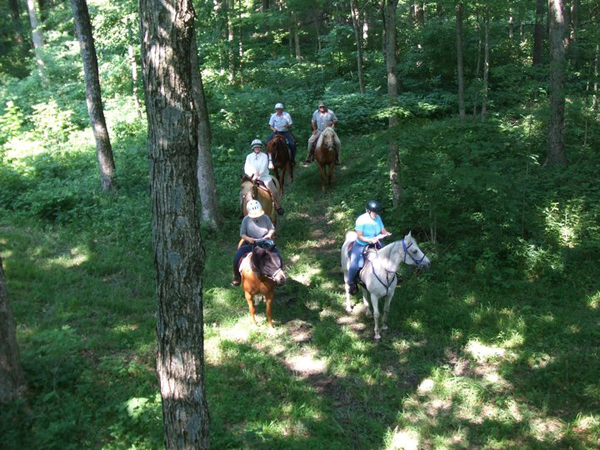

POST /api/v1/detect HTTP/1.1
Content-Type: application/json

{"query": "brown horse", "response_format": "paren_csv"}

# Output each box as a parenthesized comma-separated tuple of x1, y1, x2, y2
(239, 243, 286, 327)
(266, 133, 293, 195)
(314, 127, 339, 191)
(241, 176, 278, 226)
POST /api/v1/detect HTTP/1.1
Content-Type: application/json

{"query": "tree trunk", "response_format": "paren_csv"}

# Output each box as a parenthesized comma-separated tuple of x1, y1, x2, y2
(9, 0, 26, 45)
(385, 0, 401, 207)
(139, 0, 210, 447)
(593, 43, 599, 114)
(227, 0, 236, 82)
(350, 0, 365, 94)
(473, 16, 481, 119)
(26, 0, 46, 81)
(0, 256, 27, 404)
(481, 8, 489, 120)
(293, 12, 302, 60)
(70, 0, 117, 192)
(533, 0, 545, 66)
(569, 0, 579, 69)
(546, 0, 567, 166)
(128, 42, 143, 118)
(414, 2, 424, 25)
(191, 34, 223, 229)
(455, 1, 465, 121)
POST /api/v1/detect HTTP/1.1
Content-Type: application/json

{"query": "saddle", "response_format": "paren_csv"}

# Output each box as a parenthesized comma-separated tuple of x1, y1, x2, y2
(347, 241, 381, 286)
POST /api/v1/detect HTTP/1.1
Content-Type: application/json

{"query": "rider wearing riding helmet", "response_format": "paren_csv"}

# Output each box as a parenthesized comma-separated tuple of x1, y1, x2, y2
(304, 101, 341, 166)
(265, 103, 296, 165)
(244, 138, 284, 215)
(232, 200, 281, 286)
(347, 200, 392, 295)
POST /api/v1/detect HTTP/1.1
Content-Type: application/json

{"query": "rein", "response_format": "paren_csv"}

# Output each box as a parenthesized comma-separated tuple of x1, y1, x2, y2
(370, 263, 397, 298)
(402, 239, 427, 265)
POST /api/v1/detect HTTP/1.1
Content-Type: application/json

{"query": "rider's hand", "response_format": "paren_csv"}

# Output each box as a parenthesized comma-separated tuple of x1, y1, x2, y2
(312, 130, 318, 135)
(382, 231, 392, 237)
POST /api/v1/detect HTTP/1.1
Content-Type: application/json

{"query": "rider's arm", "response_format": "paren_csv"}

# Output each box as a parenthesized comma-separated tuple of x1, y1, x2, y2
(356, 230, 377, 244)
(241, 234, 256, 244)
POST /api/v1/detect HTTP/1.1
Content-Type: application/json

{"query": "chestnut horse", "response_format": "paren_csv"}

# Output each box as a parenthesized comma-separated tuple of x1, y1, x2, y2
(239, 242, 286, 327)
(241, 176, 278, 226)
(314, 127, 339, 191)
(266, 133, 293, 195)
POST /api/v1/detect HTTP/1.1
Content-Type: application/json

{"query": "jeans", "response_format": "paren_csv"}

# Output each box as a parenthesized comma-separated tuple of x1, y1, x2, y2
(347, 242, 367, 284)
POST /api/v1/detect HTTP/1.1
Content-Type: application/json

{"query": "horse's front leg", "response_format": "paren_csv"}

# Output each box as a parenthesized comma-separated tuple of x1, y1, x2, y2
(244, 290, 258, 326)
(318, 165, 327, 191)
(362, 288, 371, 317)
(329, 163, 334, 186)
(382, 289, 396, 332)
(370, 294, 382, 341)
(265, 292, 274, 328)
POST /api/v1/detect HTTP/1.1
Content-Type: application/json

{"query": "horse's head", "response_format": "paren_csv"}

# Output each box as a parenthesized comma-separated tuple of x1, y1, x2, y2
(321, 127, 336, 151)
(251, 245, 286, 286)
(241, 175, 257, 200)
(401, 231, 430, 268)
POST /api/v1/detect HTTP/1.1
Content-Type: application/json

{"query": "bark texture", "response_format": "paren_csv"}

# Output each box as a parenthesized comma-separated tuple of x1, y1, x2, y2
(70, 0, 117, 192)
(26, 0, 46, 81)
(481, 8, 489, 120)
(546, 0, 567, 166)
(350, 0, 365, 94)
(0, 256, 27, 404)
(385, 0, 401, 207)
(140, 0, 210, 447)
(455, 1, 465, 121)
(191, 34, 223, 229)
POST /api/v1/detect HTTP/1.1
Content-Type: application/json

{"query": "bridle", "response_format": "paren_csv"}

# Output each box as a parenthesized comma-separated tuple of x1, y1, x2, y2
(402, 239, 427, 265)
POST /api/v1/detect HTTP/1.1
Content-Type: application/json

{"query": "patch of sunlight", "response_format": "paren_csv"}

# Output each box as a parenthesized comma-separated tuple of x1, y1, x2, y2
(386, 427, 420, 450)
(567, 324, 581, 334)
(451, 329, 464, 341)
(530, 417, 565, 442)
(407, 319, 424, 332)
(540, 313, 555, 323)
(319, 280, 336, 291)
(465, 340, 506, 361)
(319, 307, 337, 319)
(500, 330, 525, 349)
(417, 378, 435, 395)
(461, 294, 477, 305)
(507, 400, 524, 422)
(587, 292, 600, 310)
(125, 393, 161, 419)
(291, 265, 321, 286)
(113, 323, 138, 333)
(285, 347, 327, 377)
(574, 414, 600, 432)
(47, 245, 89, 268)
(528, 353, 555, 369)
(333, 211, 347, 222)
(4, 137, 46, 166)
(542, 201, 583, 249)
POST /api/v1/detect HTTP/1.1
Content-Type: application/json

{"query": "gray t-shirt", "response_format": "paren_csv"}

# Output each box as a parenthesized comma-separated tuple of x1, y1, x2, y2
(311, 109, 338, 131)
(240, 215, 275, 240)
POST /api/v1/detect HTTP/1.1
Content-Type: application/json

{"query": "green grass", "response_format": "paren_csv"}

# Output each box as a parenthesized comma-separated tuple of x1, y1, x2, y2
(2, 99, 600, 449)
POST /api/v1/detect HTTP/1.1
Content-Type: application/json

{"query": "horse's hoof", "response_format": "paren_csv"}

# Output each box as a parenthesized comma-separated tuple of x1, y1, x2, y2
(382, 325, 388, 331)
(345, 306, 353, 314)
(374, 335, 381, 342)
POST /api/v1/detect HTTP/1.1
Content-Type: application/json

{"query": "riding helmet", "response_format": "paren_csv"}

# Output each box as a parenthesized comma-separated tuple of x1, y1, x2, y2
(365, 200, 383, 214)
(250, 139, 263, 150)
(274, 102, 284, 110)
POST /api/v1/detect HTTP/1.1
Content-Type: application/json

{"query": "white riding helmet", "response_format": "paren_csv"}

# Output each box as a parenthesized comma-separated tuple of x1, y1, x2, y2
(250, 139, 263, 150)
(274, 102, 284, 110)
(246, 200, 264, 218)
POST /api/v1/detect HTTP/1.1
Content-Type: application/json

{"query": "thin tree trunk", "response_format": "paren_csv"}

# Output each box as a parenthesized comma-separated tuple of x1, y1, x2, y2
(237, 0, 244, 83)
(9, 0, 26, 45)
(139, 0, 210, 447)
(481, 8, 489, 120)
(533, 0, 545, 66)
(227, 0, 236, 82)
(350, 0, 365, 94)
(570, 0, 579, 69)
(191, 34, 223, 229)
(70, 0, 117, 192)
(546, 0, 567, 166)
(315, 20, 321, 52)
(508, 10, 514, 40)
(593, 43, 599, 114)
(26, 0, 46, 81)
(293, 12, 302, 60)
(0, 256, 27, 404)
(415, 2, 424, 25)
(385, 0, 401, 207)
(455, 1, 465, 121)
(127, 23, 143, 119)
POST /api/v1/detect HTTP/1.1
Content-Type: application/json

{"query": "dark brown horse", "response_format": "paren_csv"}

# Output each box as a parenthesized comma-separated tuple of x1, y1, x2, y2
(241, 175, 278, 226)
(314, 127, 339, 191)
(266, 133, 293, 195)
(239, 243, 286, 328)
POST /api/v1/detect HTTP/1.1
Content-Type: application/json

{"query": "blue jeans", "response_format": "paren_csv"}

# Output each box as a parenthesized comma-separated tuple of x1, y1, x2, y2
(266, 131, 295, 162)
(347, 242, 367, 284)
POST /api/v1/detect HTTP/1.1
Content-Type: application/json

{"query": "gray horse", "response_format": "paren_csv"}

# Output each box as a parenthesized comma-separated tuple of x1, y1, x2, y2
(341, 231, 431, 340)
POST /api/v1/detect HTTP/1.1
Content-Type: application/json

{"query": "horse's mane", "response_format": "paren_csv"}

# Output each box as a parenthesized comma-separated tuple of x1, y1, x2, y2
(241, 174, 254, 184)
(317, 127, 336, 149)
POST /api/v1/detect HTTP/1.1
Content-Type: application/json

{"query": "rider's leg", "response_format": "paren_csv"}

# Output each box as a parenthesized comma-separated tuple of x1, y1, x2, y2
(232, 245, 251, 286)
(347, 243, 365, 294)
(284, 132, 296, 163)
(266, 180, 284, 214)
(304, 132, 319, 164)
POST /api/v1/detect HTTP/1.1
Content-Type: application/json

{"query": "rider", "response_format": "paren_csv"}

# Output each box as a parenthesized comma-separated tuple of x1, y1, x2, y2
(244, 138, 284, 215)
(347, 200, 392, 295)
(265, 103, 296, 165)
(232, 200, 280, 286)
(304, 101, 341, 166)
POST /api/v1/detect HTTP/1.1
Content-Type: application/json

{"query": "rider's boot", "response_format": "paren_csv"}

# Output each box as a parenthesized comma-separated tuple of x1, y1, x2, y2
(231, 267, 241, 286)
(347, 282, 358, 295)
(276, 205, 285, 215)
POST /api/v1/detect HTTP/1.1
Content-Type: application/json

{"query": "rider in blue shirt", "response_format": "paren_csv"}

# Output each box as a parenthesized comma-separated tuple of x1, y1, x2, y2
(347, 200, 391, 294)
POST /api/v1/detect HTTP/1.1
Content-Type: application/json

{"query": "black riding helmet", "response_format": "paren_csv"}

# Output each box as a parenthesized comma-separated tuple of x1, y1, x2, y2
(365, 200, 382, 214)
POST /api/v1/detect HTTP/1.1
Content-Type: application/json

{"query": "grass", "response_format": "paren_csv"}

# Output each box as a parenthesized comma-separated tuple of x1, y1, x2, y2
(2, 108, 600, 449)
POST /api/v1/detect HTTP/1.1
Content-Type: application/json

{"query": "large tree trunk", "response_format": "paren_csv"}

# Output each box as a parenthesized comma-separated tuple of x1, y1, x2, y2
(26, 0, 46, 81)
(533, 0, 545, 66)
(455, 1, 465, 121)
(350, 0, 365, 94)
(481, 8, 489, 120)
(191, 34, 223, 229)
(139, 0, 210, 447)
(546, 0, 567, 166)
(385, 0, 401, 207)
(70, 0, 117, 192)
(0, 256, 27, 404)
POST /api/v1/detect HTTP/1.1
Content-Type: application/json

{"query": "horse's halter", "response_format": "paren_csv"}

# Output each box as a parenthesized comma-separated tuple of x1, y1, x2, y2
(402, 239, 427, 265)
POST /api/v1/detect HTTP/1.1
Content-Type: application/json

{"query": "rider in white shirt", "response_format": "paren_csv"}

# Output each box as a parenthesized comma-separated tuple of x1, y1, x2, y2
(266, 103, 296, 164)
(244, 139, 284, 215)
